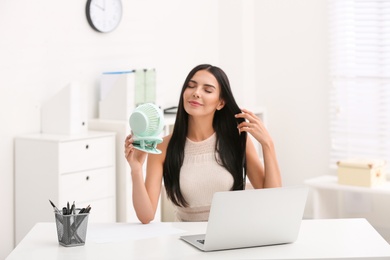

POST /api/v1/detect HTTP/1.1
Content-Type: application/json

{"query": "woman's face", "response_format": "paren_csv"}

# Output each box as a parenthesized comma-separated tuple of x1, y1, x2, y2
(183, 69, 225, 117)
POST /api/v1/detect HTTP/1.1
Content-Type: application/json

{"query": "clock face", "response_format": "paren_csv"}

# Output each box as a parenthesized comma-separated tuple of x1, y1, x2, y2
(86, 0, 122, 33)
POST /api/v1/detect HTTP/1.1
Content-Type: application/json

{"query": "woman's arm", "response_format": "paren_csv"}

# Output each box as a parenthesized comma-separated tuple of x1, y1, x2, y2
(235, 109, 282, 188)
(124, 135, 169, 223)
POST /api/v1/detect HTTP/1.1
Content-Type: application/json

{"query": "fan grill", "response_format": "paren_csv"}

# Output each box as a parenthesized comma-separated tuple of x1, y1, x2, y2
(130, 103, 164, 137)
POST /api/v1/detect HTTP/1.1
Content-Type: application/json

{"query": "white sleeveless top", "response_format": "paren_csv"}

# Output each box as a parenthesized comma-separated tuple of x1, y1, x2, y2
(175, 133, 234, 221)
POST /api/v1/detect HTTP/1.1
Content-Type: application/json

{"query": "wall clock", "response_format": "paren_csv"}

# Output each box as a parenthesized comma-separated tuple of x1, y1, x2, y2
(86, 0, 122, 33)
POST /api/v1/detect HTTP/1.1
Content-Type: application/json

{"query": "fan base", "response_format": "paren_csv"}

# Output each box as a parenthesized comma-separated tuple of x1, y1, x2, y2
(133, 145, 162, 154)
(132, 137, 163, 154)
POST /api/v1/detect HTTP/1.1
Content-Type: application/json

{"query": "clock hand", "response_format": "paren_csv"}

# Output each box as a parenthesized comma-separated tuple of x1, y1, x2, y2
(93, 1, 105, 11)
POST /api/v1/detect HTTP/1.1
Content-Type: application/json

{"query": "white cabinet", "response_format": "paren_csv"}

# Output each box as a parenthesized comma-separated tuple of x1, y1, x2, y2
(14, 131, 116, 245)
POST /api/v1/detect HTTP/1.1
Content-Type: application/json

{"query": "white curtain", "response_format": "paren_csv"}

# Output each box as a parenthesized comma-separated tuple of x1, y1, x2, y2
(329, 0, 390, 168)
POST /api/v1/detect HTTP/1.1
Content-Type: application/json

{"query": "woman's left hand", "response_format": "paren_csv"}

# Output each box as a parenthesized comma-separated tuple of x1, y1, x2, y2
(235, 108, 272, 146)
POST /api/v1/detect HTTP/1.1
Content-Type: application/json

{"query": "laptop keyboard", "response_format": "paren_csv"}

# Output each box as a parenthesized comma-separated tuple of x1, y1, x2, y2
(197, 239, 205, 244)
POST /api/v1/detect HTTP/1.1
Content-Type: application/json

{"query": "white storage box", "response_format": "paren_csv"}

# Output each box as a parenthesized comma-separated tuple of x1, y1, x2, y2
(337, 159, 386, 187)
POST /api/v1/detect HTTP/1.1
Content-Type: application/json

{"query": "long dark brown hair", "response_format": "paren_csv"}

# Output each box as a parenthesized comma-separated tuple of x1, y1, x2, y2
(163, 64, 247, 207)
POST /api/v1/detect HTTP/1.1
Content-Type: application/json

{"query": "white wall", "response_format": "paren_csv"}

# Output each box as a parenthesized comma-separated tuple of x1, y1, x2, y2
(254, 0, 330, 185)
(0, 0, 329, 258)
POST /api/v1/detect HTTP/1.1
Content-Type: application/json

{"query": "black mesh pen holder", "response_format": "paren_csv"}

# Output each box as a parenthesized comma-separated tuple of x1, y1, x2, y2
(54, 211, 89, 247)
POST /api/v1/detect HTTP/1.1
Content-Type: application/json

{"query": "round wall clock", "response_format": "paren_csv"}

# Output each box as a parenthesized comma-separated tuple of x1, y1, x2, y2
(86, 0, 122, 33)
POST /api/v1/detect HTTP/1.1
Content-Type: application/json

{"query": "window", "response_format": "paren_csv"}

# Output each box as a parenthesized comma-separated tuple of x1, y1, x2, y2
(329, 0, 390, 168)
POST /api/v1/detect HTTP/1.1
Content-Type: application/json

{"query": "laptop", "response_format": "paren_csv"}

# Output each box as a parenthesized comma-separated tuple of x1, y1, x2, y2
(180, 186, 308, 251)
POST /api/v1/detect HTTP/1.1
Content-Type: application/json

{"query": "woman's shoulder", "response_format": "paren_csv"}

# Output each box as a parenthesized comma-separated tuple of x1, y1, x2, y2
(148, 134, 172, 163)
(162, 134, 172, 146)
(163, 133, 172, 142)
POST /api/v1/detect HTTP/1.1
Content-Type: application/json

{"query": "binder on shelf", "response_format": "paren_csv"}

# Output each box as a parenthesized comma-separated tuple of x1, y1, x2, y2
(99, 71, 135, 121)
(145, 69, 156, 103)
(99, 69, 156, 121)
(41, 82, 87, 135)
(134, 70, 145, 106)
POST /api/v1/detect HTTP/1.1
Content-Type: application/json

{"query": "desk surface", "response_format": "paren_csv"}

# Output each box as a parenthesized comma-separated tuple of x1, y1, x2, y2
(6, 219, 390, 260)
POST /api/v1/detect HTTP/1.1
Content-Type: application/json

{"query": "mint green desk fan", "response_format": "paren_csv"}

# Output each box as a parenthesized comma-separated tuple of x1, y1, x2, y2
(129, 103, 165, 154)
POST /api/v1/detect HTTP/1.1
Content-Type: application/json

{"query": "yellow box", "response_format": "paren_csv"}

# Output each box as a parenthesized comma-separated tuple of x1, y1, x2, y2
(337, 159, 386, 187)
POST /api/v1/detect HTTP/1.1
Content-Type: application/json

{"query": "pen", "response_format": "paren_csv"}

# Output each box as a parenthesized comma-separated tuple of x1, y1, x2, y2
(49, 199, 61, 214)
(70, 201, 75, 215)
(79, 205, 91, 214)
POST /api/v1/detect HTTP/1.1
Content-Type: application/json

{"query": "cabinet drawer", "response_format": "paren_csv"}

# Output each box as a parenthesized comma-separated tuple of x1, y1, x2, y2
(59, 136, 114, 173)
(59, 167, 115, 204)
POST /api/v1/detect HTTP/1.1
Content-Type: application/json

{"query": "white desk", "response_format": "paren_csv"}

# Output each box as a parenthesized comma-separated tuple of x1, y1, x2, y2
(6, 219, 390, 259)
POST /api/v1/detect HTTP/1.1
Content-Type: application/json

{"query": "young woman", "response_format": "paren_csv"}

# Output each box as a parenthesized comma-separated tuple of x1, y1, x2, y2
(124, 64, 281, 224)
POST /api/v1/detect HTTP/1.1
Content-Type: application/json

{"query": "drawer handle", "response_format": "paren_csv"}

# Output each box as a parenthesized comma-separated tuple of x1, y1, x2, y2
(86, 176, 90, 181)
(85, 144, 89, 149)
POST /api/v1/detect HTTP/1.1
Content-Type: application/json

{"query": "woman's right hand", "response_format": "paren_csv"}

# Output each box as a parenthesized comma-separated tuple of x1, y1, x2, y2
(124, 134, 147, 172)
